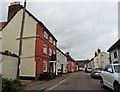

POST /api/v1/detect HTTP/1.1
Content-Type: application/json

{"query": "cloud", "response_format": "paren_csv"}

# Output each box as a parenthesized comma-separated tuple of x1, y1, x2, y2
(1, 1, 118, 59)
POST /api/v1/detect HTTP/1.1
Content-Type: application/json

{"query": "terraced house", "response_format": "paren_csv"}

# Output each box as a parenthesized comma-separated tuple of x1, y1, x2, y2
(108, 39, 120, 64)
(2, 2, 57, 79)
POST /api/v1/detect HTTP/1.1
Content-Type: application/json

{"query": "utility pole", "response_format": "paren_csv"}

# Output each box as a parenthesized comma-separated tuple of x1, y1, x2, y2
(17, 0, 27, 79)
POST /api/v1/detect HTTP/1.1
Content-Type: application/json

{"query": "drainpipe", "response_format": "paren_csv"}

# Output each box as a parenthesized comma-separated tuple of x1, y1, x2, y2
(17, 0, 27, 79)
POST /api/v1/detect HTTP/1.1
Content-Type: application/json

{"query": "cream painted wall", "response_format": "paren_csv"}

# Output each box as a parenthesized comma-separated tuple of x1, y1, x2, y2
(56, 50, 67, 74)
(3, 9, 36, 57)
(0, 55, 2, 74)
(2, 9, 37, 77)
(2, 55, 18, 79)
(99, 52, 109, 68)
(93, 52, 109, 68)
(20, 57, 36, 77)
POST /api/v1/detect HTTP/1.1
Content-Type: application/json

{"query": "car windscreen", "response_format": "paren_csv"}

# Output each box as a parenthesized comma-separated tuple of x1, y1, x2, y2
(95, 68, 102, 71)
(114, 65, 120, 73)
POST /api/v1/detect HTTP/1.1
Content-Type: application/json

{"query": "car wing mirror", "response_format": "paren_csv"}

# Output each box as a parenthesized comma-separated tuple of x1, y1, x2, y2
(108, 68, 113, 73)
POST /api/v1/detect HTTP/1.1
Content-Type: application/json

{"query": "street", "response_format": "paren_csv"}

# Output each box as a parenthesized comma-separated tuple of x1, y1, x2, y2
(21, 71, 113, 92)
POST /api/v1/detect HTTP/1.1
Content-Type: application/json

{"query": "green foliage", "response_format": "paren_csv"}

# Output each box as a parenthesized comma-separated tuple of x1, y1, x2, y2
(2, 77, 22, 92)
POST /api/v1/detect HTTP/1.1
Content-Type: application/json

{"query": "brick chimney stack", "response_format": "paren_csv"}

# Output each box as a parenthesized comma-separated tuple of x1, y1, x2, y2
(7, 2, 22, 21)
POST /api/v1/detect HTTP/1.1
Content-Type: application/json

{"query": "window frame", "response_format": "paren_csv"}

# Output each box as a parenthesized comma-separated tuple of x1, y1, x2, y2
(49, 36, 53, 43)
(49, 48, 52, 56)
(43, 61, 47, 72)
(113, 51, 117, 59)
(43, 45, 47, 55)
(44, 31, 48, 39)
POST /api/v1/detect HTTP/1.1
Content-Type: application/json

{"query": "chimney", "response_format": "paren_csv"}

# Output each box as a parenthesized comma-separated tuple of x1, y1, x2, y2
(98, 48, 101, 53)
(94, 51, 98, 57)
(8, 2, 22, 21)
(66, 52, 69, 56)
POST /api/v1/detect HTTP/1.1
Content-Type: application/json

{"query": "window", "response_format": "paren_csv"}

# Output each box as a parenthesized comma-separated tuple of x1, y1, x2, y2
(43, 61, 47, 72)
(49, 36, 52, 43)
(44, 31, 48, 39)
(53, 51, 56, 55)
(53, 40, 56, 46)
(43, 45, 47, 54)
(49, 48, 52, 56)
(113, 51, 117, 58)
(103, 65, 113, 72)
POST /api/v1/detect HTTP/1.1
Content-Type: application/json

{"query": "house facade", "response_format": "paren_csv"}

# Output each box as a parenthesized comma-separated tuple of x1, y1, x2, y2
(66, 52, 77, 72)
(108, 39, 120, 64)
(2, 2, 57, 79)
(56, 48, 67, 75)
(90, 51, 110, 69)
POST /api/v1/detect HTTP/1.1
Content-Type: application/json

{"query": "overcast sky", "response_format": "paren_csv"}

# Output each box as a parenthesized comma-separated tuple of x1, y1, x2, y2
(1, 0, 119, 60)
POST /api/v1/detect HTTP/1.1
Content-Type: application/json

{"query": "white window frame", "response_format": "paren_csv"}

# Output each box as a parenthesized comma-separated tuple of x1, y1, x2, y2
(43, 45, 47, 54)
(53, 50, 56, 55)
(49, 48, 52, 56)
(53, 40, 56, 46)
(44, 31, 48, 39)
(49, 36, 53, 43)
(43, 61, 47, 72)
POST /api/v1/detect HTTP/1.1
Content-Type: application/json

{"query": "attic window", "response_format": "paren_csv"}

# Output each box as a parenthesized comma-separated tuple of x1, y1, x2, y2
(114, 51, 117, 59)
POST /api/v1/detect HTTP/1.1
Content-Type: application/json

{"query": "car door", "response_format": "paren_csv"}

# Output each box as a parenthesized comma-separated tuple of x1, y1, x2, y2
(107, 65, 114, 88)
(102, 65, 109, 84)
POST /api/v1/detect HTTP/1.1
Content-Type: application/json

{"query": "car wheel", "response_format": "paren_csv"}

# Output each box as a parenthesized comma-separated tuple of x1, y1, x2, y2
(100, 78, 105, 88)
(114, 82, 120, 92)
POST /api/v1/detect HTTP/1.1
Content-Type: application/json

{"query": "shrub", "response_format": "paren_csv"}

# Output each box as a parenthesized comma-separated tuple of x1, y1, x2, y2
(2, 77, 22, 92)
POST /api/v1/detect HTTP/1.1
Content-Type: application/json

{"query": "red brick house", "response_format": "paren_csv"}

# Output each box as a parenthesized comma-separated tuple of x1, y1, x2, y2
(2, 2, 57, 79)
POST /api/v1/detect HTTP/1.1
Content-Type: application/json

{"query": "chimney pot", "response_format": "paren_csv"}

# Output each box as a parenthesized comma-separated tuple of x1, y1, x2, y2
(10, 2, 20, 5)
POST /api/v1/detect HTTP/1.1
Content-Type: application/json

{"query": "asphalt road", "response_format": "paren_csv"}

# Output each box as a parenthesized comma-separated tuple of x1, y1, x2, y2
(20, 71, 113, 92)
(46, 71, 113, 92)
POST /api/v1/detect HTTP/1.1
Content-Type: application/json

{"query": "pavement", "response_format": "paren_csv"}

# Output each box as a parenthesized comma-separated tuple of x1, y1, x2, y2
(19, 73, 71, 91)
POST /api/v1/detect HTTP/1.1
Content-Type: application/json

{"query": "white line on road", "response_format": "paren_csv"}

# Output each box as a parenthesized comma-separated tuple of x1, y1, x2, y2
(47, 76, 70, 90)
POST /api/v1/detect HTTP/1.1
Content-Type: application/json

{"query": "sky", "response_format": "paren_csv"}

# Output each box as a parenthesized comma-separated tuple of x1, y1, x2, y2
(1, 0, 119, 60)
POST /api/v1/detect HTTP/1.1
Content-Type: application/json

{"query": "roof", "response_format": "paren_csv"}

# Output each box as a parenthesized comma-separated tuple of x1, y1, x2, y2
(56, 47, 67, 57)
(107, 39, 120, 52)
(2, 4, 57, 42)
(0, 22, 7, 30)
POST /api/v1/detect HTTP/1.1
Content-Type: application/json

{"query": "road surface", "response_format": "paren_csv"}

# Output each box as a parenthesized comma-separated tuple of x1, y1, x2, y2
(46, 71, 113, 92)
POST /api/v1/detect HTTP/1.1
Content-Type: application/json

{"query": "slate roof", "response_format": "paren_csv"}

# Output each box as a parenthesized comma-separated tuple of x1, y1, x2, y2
(107, 39, 120, 52)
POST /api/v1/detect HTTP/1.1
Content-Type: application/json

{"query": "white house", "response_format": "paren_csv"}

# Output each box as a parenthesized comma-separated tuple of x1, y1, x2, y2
(93, 52, 110, 68)
(56, 48, 67, 75)
(88, 50, 110, 69)
(108, 39, 120, 64)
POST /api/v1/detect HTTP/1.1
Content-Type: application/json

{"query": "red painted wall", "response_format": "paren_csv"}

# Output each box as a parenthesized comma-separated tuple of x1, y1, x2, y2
(67, 60, 72, 73)
(35, 23, 56, 77)
(73, 62, 77, 72)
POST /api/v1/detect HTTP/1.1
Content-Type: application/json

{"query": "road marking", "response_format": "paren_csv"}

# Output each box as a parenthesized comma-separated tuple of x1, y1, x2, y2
(47, 76, 70, 91)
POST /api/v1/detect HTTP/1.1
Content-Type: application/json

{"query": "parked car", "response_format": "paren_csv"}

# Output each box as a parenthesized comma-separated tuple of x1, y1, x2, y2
(90, 68, 102, 79)
(85, 67, 93, 73)
(100, 64, 120, 92)
(79, 67, 84, 71)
